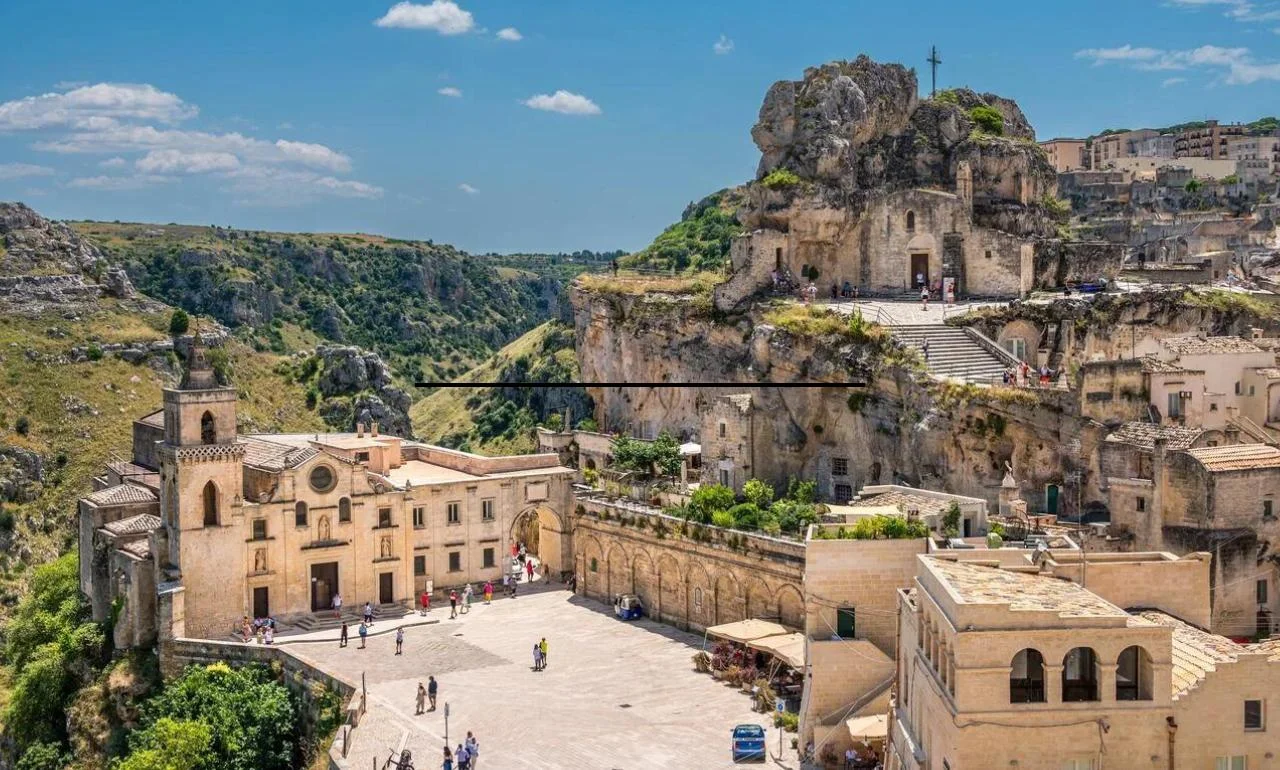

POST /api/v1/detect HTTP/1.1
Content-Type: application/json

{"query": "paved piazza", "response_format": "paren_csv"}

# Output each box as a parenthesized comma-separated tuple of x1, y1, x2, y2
(289, 588, 798, 769)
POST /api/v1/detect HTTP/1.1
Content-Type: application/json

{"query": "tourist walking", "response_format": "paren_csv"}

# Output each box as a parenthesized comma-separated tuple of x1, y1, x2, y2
(363, 601, 373, 624)
(539, 637, 548, 669)
(465, 732, 479, 769)
(921, 339, 929, 361)
(920, 285, 929, 310)
(395, 626, 404, 655)
(463, 583, 473, 613)
(421, 588, 430, 615)
(427, 675, 438, 710)
(525, 558, 534, 583)
(532, 642, 542, 671)
(339, 621, 348, 648)
(483, 581, 493, 604)
(263, 626, 274, 645)
(442, 746, 453, 770)
(358, 621, 368, 649)
(449, 589, 458, 619)
(456, 743, 469, 770)
(415, 682, 426, 715)
(332, 593, 342, 613)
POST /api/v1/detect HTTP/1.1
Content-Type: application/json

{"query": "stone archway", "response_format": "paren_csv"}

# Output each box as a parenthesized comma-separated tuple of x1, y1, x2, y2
(715, 572, 743, 625)
(686, 561, 714, 632)
(656, 554, 684, 627)
(606, 543, 631, 599)
(631, 550, 656, 613)
(511, 505, 571, 580)
(746, 579, 776, 621)
(776, 583, 804, 629)
(577, 534, 605, 600)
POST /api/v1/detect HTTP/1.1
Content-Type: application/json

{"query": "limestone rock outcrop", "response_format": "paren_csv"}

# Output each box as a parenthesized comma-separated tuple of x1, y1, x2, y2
(313, 345, 413, 437)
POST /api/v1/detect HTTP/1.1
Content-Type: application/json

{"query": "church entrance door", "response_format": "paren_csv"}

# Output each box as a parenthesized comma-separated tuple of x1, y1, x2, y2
(253, 586, 269, 618)
(311, 562, 338, 612)
(910, 253, 930, 290)
(379, 572, 394, 604)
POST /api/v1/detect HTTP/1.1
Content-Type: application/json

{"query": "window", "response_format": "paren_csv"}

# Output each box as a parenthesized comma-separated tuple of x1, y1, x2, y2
(414, 555, 426, 576)
(1062, 647, 1100, 702)
(295, 501, 308, 527)
(1168, 392, 1184, 419)
(1245, 699, 1265, 731)
(718, 422, 726, 438)
(984, 250, 993, 260)
(202, 481, 218, 526)
(1211, 403, 1219, 412)
(413, 507, 425, 528)
(251, 519, 267, 540)
(1116, 646, 1153, 701)
(447, 502, 460, 524)
(719, 469, 730, 487)
(1216, 758, 1247, 770)
(309, 465, 336, 493)
(355, 451, 370, 463)
(1251, 385, 1257, 396)
(906, 211, 916, 232)
(482, 499, 495, 521)
(1061, 761, 1096, 770)
(200, 411, 217, 445)
(1002, 339, 1027, 359)
(832, 457, 849, 476)
(483, 548, 495, 568)
(836, 607, 856, 638)
(1136, 496, 1146, 512)
(1265, 500, 1275, 520)
(378, 507, 391, 528)
(834, 484, 853, 501)
(338, 497, 351, 522)
(1010, 649, 1046, 703)
(1259, 579, 1269, 605)
(448, 552, 461, 573)
(1236, 381, 1242, 395)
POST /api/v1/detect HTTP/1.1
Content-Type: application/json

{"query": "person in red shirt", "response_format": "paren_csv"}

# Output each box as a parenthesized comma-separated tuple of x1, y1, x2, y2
(483, 581, 493, 604)
(420, 589, 430, 615)
(525, 559, 534, 583)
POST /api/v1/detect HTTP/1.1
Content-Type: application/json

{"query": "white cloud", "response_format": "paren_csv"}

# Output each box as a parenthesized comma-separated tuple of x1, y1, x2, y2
(0, 83, 196, 131)
(459, 183, 479, 195)
(713, 35, 735, 55)
(136, 149, 240, 174)
(221, 166, 384, 205)
(32, 125, 351, 171)
(99, 156, 127, 168)
(274, 139, 351, 172)
(1168, 0, 1280, 22)
(374, 1, 475, 35)
(1075, 43, 1280, 84)
(52, 80, 87, 91)
(438, 87, 463, 98)
(496, 27, 522, 41)
(522, 90, 601, 116)
(68, 174, 173, 190)
(0, 163, 54, 180)
(1162, 77, 1188, 86)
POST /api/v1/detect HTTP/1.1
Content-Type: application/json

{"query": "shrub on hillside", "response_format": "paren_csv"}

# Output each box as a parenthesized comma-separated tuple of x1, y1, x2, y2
(168, 309, 190, 336)
(968, 105, 1004, 136)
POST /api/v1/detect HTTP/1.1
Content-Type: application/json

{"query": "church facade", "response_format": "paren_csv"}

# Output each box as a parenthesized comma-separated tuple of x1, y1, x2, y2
(79, 339, 574, 646)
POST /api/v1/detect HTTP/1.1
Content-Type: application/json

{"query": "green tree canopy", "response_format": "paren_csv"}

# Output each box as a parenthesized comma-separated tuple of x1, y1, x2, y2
(115, 719, 214, 770)
(168, 308, 190, 336)
(968, 105, 1005, 136)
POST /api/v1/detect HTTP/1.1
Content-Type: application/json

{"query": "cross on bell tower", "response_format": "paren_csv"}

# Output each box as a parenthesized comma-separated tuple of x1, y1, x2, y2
(927, 46, 942, 97)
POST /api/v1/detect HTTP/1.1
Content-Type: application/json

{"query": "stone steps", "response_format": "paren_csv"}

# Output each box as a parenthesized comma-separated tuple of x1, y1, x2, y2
(891, 325, 1011, 382)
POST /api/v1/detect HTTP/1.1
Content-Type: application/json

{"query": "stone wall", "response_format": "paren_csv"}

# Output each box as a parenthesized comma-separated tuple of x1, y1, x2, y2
(1079, 360, 1150, 423)
(802, 537, 927, 655)
(572, 499, 805, 632)
(1032, 240, 1125, 289)
(159, 638, 366, 769)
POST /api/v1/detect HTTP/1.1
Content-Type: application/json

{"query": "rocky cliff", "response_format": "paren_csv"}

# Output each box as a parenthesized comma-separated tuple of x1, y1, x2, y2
(311, 344, 414, 438)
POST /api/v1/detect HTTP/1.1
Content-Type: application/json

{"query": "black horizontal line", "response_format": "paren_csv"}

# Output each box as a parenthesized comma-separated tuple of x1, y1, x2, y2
(413, 381, 868, 388)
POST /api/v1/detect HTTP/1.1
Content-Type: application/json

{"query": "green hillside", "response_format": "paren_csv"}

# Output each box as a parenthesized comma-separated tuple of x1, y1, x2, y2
(72, 221, 567, 382)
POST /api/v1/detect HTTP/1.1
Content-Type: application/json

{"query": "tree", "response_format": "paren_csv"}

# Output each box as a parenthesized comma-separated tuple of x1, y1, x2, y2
(116, 718, 214, 770)
(727, 502, 762, 530)
(15, 742, 67, 770)
(742, 479, 775, 509)
(168, 309, 191, 336)
(687, 484, 736, 524)
(942, 502, 962, 538)
(1185, 179, 1203, 194)
(968, 105, 1004, 136)
(609, 432, 682, 477)
(132, 663, 297, 770)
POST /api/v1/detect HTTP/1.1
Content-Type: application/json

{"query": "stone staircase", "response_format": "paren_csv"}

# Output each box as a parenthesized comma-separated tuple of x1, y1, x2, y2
(891, 325, 1013, 382)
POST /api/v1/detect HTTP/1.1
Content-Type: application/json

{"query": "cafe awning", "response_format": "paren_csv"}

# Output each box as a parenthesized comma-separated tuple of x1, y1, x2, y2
(679, 442, 701, 456)
(705, 619, 790, 644)
(746, 632, 805, 668)
(845, 714, 888, 743)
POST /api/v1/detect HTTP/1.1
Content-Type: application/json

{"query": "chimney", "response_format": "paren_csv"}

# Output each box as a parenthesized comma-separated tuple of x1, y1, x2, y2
(372, 421, 379, 437)
(357, 423, 365, 438)
(1253, 327, 1264, 340)
(1150, 436, 1168, 549)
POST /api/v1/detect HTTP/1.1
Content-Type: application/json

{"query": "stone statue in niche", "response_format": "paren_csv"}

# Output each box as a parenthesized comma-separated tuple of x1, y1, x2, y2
(254, 549, 267, 573)
(318, 515, 331, 542)
(380, 536, 392, 559)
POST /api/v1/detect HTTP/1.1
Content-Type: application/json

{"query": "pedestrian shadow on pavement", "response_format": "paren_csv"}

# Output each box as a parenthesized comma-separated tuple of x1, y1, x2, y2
(565, 594, 702, 648)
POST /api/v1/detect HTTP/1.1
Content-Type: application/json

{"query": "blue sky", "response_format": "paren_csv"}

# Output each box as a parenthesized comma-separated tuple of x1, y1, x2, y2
(0, 0, 1277, 253)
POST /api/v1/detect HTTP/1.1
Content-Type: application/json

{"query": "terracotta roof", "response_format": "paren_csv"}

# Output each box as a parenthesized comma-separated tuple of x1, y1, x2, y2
(852, 490, 952, 517)
(1162, 336, 1265, 356)
(84, 483, 157, 507)
(1185, 444, 1280, 472)
(926, 558, 1129, 619)
(1253, 367, 1280, 379)
(118, 539, 152, 560)
(1105, 422, 1203, 451)
(241, 436, 319, 471)
(102, 513, 162, 536)
(1141, 357, 1194, 374)
(1135, 611, 1243, 698)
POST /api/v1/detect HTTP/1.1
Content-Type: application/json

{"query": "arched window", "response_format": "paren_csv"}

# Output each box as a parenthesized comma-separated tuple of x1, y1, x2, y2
(202, 481, 218, 526)
(338, 497, 351, 523)
(200, 411, 216, 445)
(1010, 649, 1046, 703)
(1062, 647, 1100, 702)
(1116, 646, 1153, 701)
(906, 211, 916, 232)
(295, 501, 308, 527)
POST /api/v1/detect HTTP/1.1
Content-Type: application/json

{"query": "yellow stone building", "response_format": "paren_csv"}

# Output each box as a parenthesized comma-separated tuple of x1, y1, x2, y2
(80, 340, 574, 645)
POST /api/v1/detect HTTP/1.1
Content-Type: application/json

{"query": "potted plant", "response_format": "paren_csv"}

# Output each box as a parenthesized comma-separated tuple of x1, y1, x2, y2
(691, 651, 711, 673)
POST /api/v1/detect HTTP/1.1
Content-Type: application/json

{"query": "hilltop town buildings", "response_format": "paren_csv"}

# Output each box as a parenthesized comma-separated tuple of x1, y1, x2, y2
(79, 339, 574, 646)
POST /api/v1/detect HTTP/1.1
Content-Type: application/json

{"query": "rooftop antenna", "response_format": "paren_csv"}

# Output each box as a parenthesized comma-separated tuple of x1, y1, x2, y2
(927, 46, 942, 98)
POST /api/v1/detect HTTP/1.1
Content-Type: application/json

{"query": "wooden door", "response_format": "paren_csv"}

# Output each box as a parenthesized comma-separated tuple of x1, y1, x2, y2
(310, 562, 338, 611)
(379, 572, 394, 604)
(253, 586, 269, 619)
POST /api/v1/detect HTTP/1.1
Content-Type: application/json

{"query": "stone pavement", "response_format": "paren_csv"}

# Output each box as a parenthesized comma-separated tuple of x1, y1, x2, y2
(824, 298, 1006, 326)
(290, 590, 800, 769)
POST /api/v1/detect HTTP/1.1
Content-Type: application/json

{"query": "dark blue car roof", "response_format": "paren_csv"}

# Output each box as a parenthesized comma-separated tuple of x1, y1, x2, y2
(733, 724, 765, 738)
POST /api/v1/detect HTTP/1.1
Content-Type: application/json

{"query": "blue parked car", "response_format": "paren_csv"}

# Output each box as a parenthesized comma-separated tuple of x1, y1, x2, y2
(731, 723, 766, 763)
